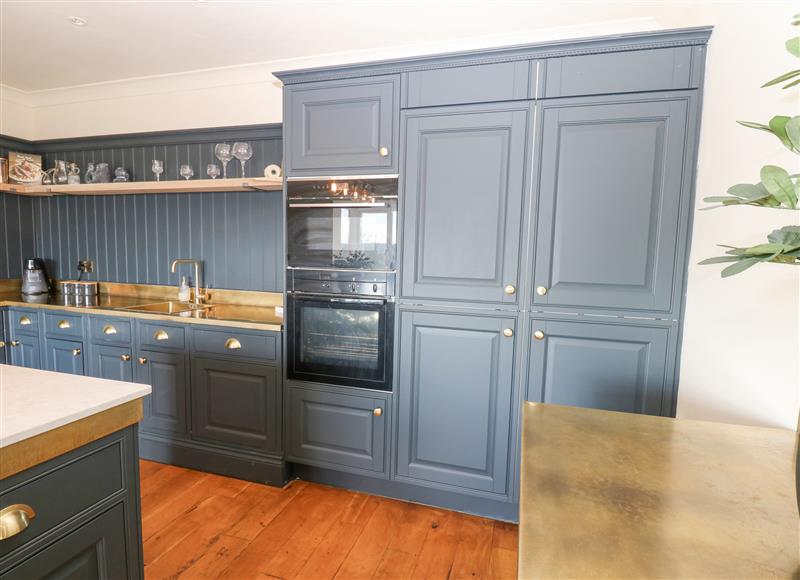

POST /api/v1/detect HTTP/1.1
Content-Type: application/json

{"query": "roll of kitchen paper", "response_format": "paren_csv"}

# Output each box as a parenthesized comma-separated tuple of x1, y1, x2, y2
(264, 164, 282, 178)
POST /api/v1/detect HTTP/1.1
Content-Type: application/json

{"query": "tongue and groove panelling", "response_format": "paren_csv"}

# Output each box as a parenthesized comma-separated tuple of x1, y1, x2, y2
(1, 125, 284, 291)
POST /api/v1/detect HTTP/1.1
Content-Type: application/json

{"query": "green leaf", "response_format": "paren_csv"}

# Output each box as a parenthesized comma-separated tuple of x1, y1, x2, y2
(767, 225, 800, 246)
(699, 255, 746, 265)
(760, 165, 798, 208)
(743, 243, 791, 255)
(768, 115, 793, 148)
(783, 77, 800, 89)
(721, 258, 760, 277)
(786, 116, 800, 151)
(727, 183, 770, 201)
(762, 69, 800, 87)
(787, 37, 800, 58)
(737, 120, 771, 132)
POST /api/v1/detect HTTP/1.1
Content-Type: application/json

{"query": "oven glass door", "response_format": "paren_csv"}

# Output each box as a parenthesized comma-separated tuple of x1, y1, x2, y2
(288, 294, 393, 390)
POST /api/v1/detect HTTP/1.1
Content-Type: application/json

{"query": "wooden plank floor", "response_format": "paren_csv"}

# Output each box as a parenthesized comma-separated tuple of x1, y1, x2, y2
(140, 460, 518, 579)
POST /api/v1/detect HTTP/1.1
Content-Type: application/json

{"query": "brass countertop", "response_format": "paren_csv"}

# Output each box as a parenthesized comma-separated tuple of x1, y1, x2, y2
(519, 402, 799, 579)
(0, 292, 283, 331)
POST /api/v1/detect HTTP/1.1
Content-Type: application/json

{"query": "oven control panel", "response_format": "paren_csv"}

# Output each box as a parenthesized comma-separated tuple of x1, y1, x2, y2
(288, 268, 396, 298)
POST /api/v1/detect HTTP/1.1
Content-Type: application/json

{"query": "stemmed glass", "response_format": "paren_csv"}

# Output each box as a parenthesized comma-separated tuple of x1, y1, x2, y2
(232, 142, 253, 178)
(207, 164, 220, 179)
(214, 143, 233, 179)
(151, 159, 164, 182)
(179, 164, 194, 180)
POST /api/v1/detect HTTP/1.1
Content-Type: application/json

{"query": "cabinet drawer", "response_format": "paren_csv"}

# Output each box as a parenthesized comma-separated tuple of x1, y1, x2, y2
(403, 61, 529, 108)
(44, 311, 84, 338)
(8, 309, 39, 334)
(287, 386, 387, 475)
(89, 316, 132, 345)
(543, 46, 694, 98)
(138, 321, 186, 350)
(0, 441, 125, 558)
(193, 327, 279, 361)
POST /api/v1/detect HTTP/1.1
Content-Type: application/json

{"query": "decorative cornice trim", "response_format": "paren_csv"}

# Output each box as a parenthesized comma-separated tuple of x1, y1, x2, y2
(274, 26, 713, 84)
(1, 123, 282, 154)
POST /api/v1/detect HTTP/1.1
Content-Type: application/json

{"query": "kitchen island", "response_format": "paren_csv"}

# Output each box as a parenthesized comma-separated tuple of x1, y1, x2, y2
(0, 365, 150, 578)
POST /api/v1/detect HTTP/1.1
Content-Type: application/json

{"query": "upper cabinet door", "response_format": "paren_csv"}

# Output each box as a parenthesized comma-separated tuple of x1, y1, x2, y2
(532, 95, 691, 314)
(285, 75, 399, 175)
(401, 103, 530, 304)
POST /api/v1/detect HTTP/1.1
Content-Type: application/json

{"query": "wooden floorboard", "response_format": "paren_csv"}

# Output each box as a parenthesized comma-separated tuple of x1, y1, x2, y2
(140, 460, 518, 579)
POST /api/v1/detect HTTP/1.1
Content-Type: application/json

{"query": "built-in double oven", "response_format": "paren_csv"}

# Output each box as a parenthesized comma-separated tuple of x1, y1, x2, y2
(286, 176, 397, 391)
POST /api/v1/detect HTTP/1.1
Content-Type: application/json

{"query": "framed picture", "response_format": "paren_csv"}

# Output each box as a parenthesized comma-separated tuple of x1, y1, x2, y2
(8, 151, 43, 184)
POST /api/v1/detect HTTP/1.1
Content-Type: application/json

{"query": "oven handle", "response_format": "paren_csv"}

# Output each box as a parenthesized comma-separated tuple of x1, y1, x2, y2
(288, 202, 387, 208)
(288, 292, 390, 305)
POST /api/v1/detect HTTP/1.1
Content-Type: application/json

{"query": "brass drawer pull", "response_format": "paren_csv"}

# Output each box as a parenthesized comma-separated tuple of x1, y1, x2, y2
(71, 348, 81, 356)
(373, 408, 383, 417)
(57, 319, 71, 329)
(504, 284, 516, 295)
(536, 286, 548, 296)
(154, 330, 169, 341)
(0, 341, 4, 349)
(534, 330, 545, 340)
(0, 504, 36, 541)
(379, 146, 389, 157)
(120, 354, 131, 362)
(10, 340, 20, 347)
(138, 357, 148, 365)
(503, 328, 514, 338)
(18, 316, 31, 326)
(225, 338, 242, 350)
(103, 324, 117, 335)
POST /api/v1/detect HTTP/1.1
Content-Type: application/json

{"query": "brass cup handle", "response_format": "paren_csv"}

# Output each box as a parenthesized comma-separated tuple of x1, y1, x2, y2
(534, 330, 545, 340)
(0, 504, 36, 541)
(373, 408, 383, 417)
(0, 341, 5, 349)
(103, 324, 117, 335)
(120, 354, 131, 362)
(71, 348, 81, 356)
(378, 146, 389, 157)
(536, 286, 548, 296)
(18, 316, 31, 326)
(504, 284, 516, 295)
(225, 338, 242, 350)
(502, 328, 514, 338)
(10, 340, 20, 347)
(153, 330, 169, 341)
(138, 357, 148, 365)
(57, 319, 71, 329)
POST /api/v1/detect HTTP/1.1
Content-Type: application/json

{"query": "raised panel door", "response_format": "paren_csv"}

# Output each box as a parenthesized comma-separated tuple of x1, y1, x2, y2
(135, 350, 188, 435)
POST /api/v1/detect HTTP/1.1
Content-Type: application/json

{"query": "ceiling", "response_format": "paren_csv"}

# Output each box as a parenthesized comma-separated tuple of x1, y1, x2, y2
(0, 1, 702, 93)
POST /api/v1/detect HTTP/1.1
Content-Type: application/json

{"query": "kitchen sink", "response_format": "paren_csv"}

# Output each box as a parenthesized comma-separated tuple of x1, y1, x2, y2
(120, 301, 211, 315)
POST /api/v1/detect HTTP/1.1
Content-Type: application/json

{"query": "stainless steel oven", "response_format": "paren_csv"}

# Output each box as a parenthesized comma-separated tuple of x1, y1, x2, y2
(287, 269, 395, 391)
(287, 176, 398, 270)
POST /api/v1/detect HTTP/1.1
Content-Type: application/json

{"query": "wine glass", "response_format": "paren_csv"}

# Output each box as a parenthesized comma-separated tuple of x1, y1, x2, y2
(232, 142, 253, 178)
(179, 164, 194, 180)
(214, 143, 233, 179)
(151, 159, 164, 182)
(206, 164, 220, 179)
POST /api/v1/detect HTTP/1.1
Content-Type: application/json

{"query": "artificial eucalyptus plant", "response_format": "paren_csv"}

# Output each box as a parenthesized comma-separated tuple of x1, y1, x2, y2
(700, 14, 800, 277)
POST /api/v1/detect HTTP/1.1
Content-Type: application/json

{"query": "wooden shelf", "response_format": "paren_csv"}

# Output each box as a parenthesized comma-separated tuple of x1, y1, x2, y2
(0, 177, 283, 197)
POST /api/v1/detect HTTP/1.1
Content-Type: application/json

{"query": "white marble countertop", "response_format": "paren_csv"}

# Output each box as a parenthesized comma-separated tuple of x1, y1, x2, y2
(0, 364, 151, 448)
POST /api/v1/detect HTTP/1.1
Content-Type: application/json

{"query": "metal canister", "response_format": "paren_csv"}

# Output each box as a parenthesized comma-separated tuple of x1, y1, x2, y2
(74, 281, 99, 296)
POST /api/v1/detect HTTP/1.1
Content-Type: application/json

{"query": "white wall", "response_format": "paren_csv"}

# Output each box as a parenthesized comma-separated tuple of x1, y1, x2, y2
(0, 84, 34, 141)
(1, 2, 797, 429)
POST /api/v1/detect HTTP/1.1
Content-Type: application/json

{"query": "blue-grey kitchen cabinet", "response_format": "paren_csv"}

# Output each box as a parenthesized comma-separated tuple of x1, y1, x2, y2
(135, 349, 189, 436)
(191, 357, 280, 454)
(91, 344, 135, 382)
(526, 318, 672, 415)
(287, 385, 389, 476)
(284, 75, 399, 175)
(400, 103, 530, 304)
(43, 338, 85, 375)
(0, 315, 6, 364)
(531, 94, 692, 314)
(395, 310, 516, 497)
(6, 309, 41, 369)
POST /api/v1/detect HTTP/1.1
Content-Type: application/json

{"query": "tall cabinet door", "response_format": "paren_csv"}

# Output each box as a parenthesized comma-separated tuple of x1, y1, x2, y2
(532, 95, 690, 313)
(135, 351, 189, 435)
(527, 319, 671, 416)
(395, 310, 516, 496)
(401, 104, 529, 304)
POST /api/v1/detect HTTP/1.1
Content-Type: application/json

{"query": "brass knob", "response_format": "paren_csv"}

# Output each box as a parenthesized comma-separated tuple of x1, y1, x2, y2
(504, 284, 516, 295)
(57, 319, 71, 329)
(502, 328, 514, 338)
(103, 324, 117, 335)
(534, 330, 545, 340)
(154, 330, 169, 341)
(18, 316, 31, 326)
(138, 357, 148, 365)
(0, 341, 4, 349)
(379, 146, 389, 157)
(10, 340, 20, 347)
(120, 354, 131, 362)
(0, 504, 36, 541)
(225, 338, 242, 350)
(536, 286, 548, 296)
(373, 408, 383, 417)
(71, 348, 81, 356)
